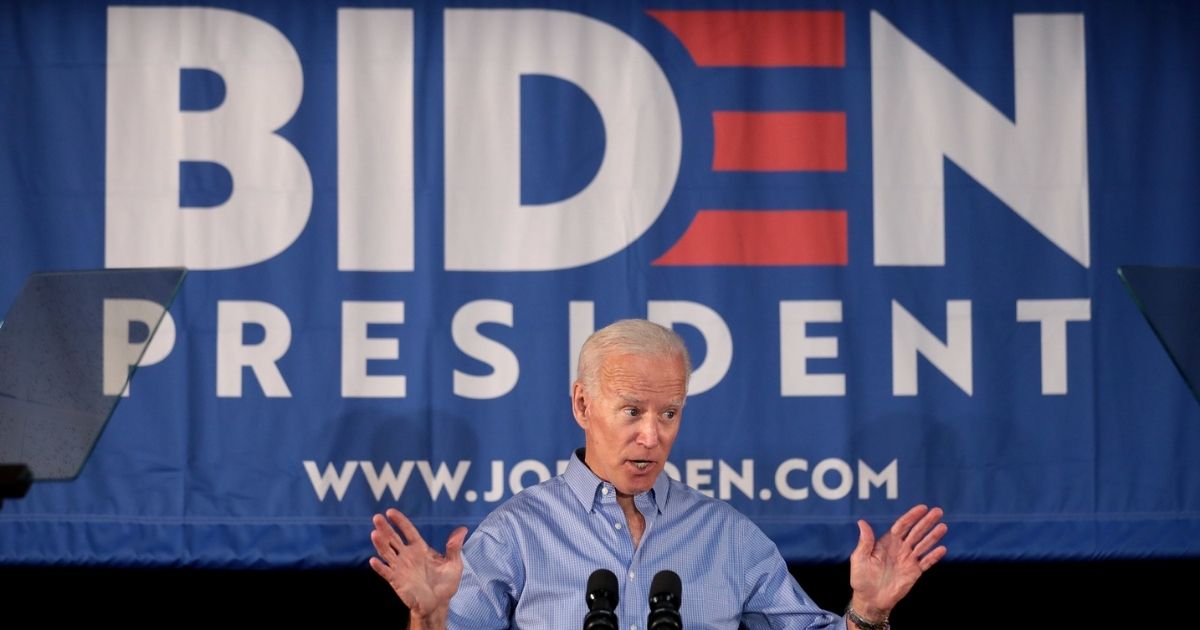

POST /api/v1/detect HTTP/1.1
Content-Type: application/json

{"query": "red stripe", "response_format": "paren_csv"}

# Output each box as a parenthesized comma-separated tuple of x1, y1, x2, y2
(653, 210, 848, 266)
(712, 112, 846, 172)
(647, 10, 844, 67)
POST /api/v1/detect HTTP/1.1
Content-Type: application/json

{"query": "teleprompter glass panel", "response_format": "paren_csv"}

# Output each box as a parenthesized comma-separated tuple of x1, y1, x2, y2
(0, 268, 186, 480)
(1118, 265, 1200, 405)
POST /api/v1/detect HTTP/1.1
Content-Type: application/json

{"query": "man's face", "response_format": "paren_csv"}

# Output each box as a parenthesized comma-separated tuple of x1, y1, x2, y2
(572, 351, 687, 496)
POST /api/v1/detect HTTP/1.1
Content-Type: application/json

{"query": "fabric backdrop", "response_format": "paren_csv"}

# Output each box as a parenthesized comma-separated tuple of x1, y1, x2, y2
(1, 0, 1198, 567)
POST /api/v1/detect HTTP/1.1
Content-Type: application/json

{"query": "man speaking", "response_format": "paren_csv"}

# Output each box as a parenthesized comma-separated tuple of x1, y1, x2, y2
(370, 319, 947, 628)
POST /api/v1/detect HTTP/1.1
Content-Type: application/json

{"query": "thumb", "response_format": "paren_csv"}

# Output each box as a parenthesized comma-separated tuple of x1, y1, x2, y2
(445, 526, 468, 563)
(852, 519, 875, 559)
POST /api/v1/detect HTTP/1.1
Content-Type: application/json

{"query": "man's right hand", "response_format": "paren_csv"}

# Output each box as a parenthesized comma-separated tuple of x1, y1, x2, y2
(369, 509, 468, 628)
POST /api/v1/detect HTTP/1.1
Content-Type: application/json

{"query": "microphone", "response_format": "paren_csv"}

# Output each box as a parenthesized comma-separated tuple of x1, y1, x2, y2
(583, 568, 619, 630)
(647, 570, 682, 630)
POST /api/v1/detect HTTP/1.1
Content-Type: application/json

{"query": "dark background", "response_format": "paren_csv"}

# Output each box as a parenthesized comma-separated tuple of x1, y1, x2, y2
(1, 558, 1191, 624)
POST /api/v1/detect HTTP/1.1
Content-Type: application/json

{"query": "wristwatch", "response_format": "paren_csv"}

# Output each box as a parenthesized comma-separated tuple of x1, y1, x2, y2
(845, 605, 890, 630)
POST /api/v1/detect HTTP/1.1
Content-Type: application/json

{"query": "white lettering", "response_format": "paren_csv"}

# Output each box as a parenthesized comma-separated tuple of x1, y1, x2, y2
(443, 9, 680, 270)
(483, 460, 505, 502)
(686, 459, 714, 497)
(718, 459, 754, 500)
(216, 300, 292, 397)
(858, 459, 898, 499)
(774, 458, 809, 500)
(780, 300, 845, 396)
(892, 300, 972, 395)
(337, 9, 415, 271)
(416, 461, 470, 501)
(871, 11, 1089, 267)
(106, 7, 311, 269)
(342, 301, 407, 398)
(102, 299, 176, 397)
(663, 461, 682, 481)
(568, 301, 595, 386)
(359, 461, 416, 501)
(452, 300, 519, 399)
(303, 460, 359, 502)
(508, 459, 551, 493)
(812, 458, 853, 500)
(1017, 298, 1091, 394)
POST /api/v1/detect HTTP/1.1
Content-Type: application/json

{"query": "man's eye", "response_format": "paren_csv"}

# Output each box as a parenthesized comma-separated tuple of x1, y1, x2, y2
(663, 410, 677, 421)
(623, 408, 639, 417)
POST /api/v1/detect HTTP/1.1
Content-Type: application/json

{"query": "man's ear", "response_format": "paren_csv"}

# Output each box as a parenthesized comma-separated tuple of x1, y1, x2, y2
(571, 381, 589, 429)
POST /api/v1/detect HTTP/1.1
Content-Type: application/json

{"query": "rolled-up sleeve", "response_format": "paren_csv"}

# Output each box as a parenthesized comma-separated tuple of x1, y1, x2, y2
(739, 517, 845, 630)
(448, 516, 524, 629)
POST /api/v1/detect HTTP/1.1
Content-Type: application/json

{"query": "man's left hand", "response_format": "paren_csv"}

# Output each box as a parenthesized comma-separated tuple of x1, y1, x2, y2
(847, 504, 947, 622)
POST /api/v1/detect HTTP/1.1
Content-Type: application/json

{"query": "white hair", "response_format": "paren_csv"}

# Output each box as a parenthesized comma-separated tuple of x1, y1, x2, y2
(575, 319, 691, 395)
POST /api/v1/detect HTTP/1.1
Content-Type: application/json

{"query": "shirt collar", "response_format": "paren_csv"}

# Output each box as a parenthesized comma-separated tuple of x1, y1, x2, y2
(564, 448, 670, 514)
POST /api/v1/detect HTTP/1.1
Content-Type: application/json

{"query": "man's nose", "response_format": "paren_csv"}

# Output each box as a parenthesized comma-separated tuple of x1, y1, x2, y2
(635, 418, 659, 448)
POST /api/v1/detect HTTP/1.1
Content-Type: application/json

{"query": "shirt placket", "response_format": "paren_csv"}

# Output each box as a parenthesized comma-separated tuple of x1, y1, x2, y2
(625, 492, 660, 630)
(594, 484, 637, 629)
(599, 488, 660, 630)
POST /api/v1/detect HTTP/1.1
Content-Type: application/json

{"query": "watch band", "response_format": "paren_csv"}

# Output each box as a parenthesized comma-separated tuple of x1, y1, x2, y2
(845, 605, 890, 630)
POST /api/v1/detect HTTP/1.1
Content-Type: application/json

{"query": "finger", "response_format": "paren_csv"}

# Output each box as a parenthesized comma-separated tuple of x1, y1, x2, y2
(368, 556, 391, 580)
(370, 529, 400, 560)
(904, 506, 944, 544)
(373, 513, 401, 541)
(386, 508, 427, 549)
(918, 545, 948, 571)
(852, 519, 875, 559)
(890, 504, 929, 539)
(444, 526, 469, 564)
(373, 514, 407, 557)
(912, 522, 948, 557)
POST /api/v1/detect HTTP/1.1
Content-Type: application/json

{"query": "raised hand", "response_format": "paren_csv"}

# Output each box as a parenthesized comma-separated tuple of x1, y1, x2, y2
(847, 504, 947, 621)
(369, 509, 468, 624)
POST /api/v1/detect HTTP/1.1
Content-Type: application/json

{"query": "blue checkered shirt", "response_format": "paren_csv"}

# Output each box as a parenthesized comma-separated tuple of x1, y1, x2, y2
(448, 449, 845, 629)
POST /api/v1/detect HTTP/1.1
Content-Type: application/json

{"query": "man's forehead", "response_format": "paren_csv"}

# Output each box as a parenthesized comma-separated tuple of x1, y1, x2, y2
(600, 350, 685, 372)
(600, 361, 688, 403)
(601, 360, 684, 381)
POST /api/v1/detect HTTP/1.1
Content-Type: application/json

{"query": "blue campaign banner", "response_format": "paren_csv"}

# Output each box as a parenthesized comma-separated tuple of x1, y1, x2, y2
(1, 0, 1198, 567)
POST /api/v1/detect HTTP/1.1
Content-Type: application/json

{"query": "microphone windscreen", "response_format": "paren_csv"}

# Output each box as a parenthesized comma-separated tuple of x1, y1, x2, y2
(587, 568, 620, 607)
(649, 570, 681, 603)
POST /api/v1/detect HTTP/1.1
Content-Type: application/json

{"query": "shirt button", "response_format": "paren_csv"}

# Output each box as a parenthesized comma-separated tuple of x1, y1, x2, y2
(614, 522, 622, 530)
(628, 571, 636, 579)
(631, 625, 638, 630)
(602, 487, 609, 495)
